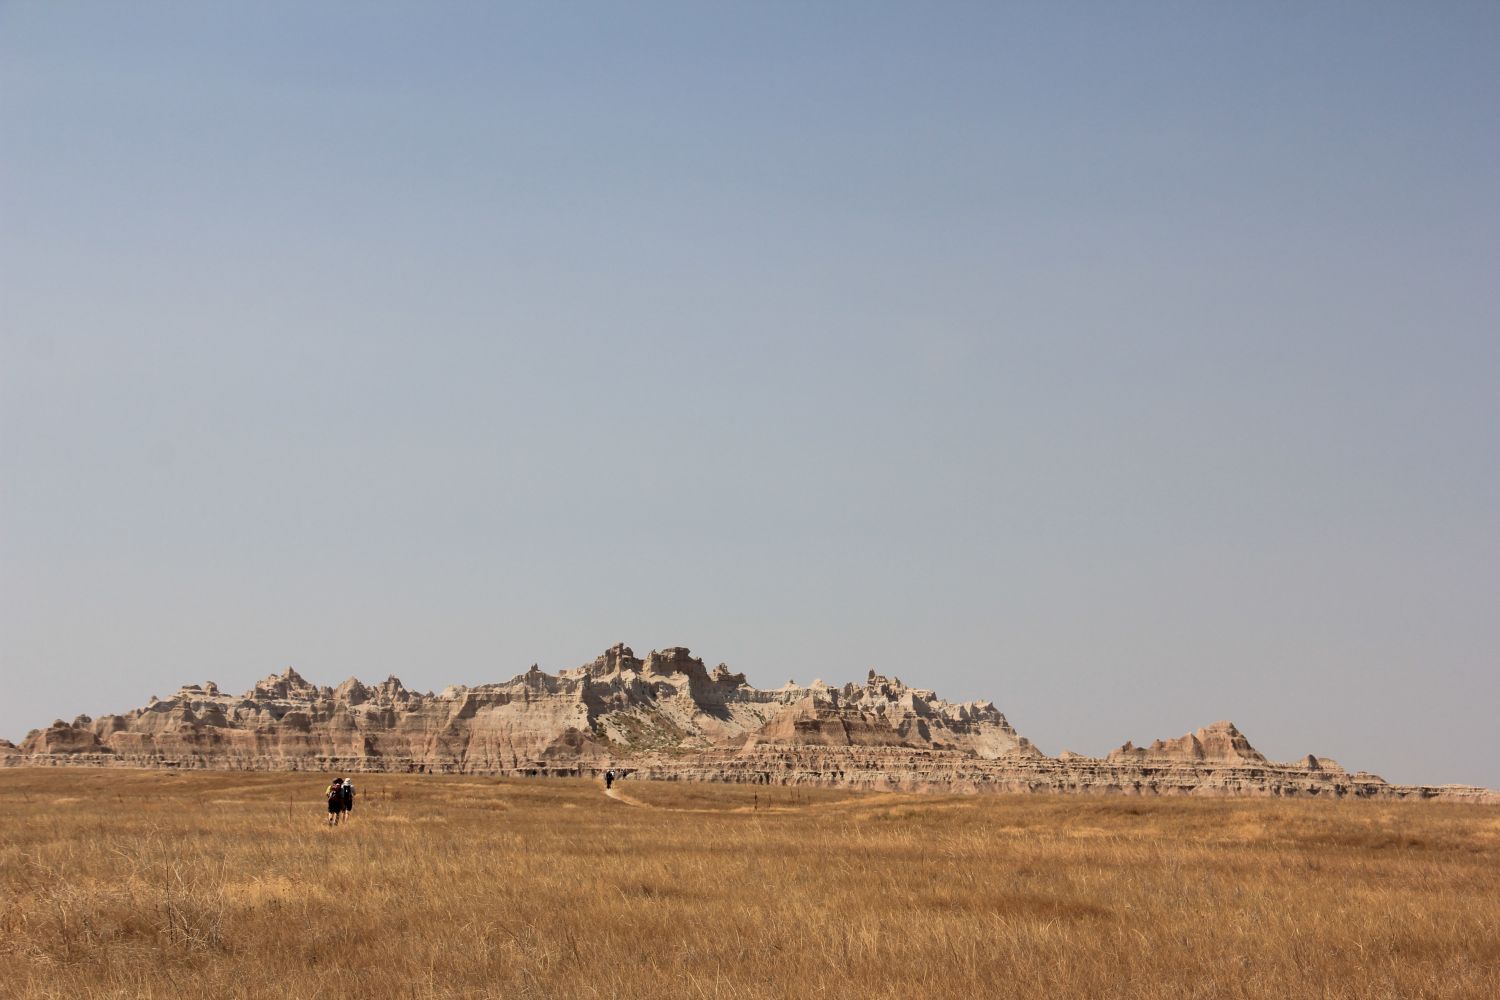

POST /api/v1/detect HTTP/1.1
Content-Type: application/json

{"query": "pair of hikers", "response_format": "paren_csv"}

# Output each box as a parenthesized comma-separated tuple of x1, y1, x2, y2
(604, 769, 616, 790)
(326, 776, 355, 825)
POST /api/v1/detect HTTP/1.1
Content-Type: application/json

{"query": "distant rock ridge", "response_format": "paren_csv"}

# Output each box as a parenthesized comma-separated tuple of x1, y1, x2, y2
(7, 645, 1495, 802)
(1108, 721, 1267, 765)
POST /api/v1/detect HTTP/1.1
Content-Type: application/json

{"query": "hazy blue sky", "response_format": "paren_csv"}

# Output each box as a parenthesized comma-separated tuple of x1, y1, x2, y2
(3, 3, 1497, 788)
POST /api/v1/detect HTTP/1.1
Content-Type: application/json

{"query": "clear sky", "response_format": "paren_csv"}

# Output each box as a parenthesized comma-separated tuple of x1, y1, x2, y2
(3, 3, 1497, 788)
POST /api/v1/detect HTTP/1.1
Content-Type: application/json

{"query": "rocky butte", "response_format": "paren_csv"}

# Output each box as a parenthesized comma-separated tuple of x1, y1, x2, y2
(6, 644, 1495, 801)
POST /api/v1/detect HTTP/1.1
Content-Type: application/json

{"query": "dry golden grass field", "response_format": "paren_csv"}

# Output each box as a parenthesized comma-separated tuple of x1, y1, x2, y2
(2, 769, 1497, 1000)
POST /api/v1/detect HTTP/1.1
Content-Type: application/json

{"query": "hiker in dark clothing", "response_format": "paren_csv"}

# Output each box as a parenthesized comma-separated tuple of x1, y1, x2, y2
(342, 778, 355, 818)
(605, 769, 615, 790)
(326, 777, 345, 826)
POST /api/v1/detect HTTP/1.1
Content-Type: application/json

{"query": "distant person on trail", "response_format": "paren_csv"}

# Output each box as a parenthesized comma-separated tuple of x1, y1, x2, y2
(326, 777, 345, 826)
(342, 778, 355, 818)
(605, 769, 615, 791)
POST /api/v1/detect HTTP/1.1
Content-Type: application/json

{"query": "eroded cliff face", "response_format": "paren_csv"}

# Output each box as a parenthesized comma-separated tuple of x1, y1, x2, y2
(8, 645, 1495, 802)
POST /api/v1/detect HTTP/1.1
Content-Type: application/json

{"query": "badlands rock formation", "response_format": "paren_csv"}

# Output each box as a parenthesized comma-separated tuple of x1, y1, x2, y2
(7, 644, 1495, 801)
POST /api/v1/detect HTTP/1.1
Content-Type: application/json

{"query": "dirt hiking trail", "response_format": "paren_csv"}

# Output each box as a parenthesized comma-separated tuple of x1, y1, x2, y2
(600, 785, 963, 817)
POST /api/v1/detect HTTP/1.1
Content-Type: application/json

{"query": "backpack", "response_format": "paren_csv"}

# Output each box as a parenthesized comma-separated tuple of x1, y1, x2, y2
(328, 784, 343, 806)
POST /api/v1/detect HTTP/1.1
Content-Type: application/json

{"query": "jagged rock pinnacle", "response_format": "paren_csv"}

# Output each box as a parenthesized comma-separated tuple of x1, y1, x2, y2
(6, 644, 1495, 802)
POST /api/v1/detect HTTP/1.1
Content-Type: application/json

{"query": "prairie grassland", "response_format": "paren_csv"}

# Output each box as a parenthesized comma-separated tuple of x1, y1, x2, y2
(1, 770, 1497, 1000)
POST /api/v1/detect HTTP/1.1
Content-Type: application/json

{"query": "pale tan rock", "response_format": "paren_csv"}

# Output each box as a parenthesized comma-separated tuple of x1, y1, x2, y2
(1109, 721, 1266, 765)
(6, 645, 1496, 803)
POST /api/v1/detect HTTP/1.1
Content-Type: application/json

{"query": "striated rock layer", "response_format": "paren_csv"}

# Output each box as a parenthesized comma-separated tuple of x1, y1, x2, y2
(7, 644, 1496, 802)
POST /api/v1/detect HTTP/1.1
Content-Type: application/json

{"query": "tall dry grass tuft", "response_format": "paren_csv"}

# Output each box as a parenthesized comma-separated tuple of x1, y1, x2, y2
(1, 770, 1497, 999)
